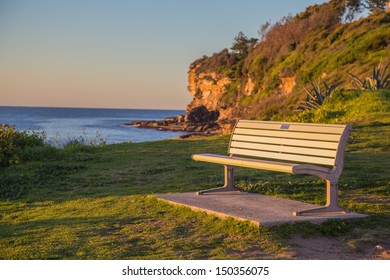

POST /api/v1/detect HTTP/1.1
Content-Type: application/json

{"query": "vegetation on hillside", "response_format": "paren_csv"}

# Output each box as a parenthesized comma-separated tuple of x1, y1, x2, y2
(348, 60, 390, 90)
(190, 0, 390, 120)
(291, 89, 390, 125)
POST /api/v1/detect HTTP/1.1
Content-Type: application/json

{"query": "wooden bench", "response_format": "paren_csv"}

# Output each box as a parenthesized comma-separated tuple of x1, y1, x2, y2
(192, 120, 352, 216)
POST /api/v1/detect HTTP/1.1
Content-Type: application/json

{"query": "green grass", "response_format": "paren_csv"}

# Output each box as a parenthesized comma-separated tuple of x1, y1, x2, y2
(1, 90, 389, 259)
(0, 136, 286, 259)
(290, 90, 390, 125)
(0, 195, 282, 259)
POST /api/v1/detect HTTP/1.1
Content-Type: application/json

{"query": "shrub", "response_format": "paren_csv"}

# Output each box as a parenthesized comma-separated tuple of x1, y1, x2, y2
(348, 60, 390, 90)
(0, 124, 45, 167)
(60, 129, 107, 155)
(190, 49, 240, 75)
(297, 80, 343, 111)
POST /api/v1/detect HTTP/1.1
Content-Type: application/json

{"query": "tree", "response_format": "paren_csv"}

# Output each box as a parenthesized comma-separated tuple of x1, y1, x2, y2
(345, 0, 363, 20)
(347, 0, 388, 13)
(258, 21, 271, 42)
(343, 0, 388, 20)
(231, 32, 258, 57)
(364, 0, 387, 11)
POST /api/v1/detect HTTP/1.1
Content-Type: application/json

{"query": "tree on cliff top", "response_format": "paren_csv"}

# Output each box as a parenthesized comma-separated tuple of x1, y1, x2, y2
(344, 0, 389, 20)
(231, 32, 258, 57)
(358, 0, 388, 11)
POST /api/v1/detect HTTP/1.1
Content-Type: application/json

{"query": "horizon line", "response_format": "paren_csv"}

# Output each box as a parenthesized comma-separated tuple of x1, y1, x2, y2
(0, 105, 186, 111)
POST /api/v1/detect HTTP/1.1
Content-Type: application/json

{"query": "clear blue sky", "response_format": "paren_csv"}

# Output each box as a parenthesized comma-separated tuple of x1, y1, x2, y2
(0, 0, 326, 110)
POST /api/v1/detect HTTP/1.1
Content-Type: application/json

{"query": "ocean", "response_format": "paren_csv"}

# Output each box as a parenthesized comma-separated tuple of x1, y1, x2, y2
(0, 106, 186, 144)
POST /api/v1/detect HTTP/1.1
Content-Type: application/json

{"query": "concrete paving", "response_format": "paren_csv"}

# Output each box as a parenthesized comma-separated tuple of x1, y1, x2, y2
(156, 191, 367, 227)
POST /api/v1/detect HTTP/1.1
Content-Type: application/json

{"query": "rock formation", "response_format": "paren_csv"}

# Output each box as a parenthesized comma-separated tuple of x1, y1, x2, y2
(130, 106, 221, 134)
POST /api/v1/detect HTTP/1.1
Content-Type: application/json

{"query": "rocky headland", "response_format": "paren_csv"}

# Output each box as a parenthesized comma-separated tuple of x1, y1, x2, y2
(131, 3, 390, 136)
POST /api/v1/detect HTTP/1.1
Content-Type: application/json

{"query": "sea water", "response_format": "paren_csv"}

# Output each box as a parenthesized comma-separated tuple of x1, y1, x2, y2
(0, 106, 186, 144)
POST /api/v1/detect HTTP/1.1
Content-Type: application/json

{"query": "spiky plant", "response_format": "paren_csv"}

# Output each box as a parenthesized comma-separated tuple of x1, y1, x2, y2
(347, 60, 390, 90)
(297, 80, 342, 111)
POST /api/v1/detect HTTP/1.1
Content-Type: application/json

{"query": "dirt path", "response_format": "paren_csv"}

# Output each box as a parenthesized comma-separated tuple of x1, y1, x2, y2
(281, 234, 390, 260)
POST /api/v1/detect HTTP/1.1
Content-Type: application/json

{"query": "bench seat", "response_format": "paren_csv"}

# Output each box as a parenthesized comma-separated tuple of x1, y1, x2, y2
(192, 120, 352, 216)
(192, 153, 331, 175)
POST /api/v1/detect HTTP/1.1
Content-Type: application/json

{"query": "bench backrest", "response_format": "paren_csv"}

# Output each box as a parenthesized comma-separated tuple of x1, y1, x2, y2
(229, 120, 351, 167)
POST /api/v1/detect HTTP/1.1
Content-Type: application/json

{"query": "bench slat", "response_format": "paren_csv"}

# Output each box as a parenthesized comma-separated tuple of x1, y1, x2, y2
(237, 120, 346, 134)
(230, 141, 337, 158)
(229, 147, 336, 165)
(192, 153, 297, 173)
(231, 134, 339, 149)
(234, 128, 342, 141)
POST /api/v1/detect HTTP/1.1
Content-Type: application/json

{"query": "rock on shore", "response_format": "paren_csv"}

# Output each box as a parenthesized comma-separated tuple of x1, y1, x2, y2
(130, 105, 234, 135)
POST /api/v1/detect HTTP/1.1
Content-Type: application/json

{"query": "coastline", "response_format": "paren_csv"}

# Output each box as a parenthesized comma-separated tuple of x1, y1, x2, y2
(128, 120, 220, 139)
(0, 106, 187, 144)
(128, 105, 236, 138)
(129, 112, 222, 139)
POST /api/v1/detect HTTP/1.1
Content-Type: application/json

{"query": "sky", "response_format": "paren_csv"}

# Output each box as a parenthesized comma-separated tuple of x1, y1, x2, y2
(0, 0, 327, 110)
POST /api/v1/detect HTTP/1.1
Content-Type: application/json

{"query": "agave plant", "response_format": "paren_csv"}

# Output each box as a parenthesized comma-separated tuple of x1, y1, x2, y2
(297, 80, 342, 111)
(347, 60, 390, 90)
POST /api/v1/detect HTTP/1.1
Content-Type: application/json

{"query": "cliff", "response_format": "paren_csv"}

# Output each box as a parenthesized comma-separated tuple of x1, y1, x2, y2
(185, 3, 390, 133)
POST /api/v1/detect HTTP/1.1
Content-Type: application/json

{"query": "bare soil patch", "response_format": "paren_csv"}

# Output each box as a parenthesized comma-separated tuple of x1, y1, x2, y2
(281, 234, 390, 260)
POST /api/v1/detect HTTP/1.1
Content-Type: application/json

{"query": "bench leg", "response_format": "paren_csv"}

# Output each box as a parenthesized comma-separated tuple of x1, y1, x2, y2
(197, 165, 239, 195)
(293, 180, 350, 216)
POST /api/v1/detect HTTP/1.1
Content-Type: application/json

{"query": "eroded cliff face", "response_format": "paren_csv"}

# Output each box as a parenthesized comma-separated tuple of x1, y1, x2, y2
(187, 64, 231, 117)
(186, 63, 237, 133)
(278, 75, 297, 96)
(186, 62, 297, 133)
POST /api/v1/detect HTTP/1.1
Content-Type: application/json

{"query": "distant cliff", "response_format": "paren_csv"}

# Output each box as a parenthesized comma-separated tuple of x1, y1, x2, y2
(185, 1, 390, 132)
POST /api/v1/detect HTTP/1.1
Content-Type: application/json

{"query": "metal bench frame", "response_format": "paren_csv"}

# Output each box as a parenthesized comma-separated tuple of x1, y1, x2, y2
(192, 120, 352, 216)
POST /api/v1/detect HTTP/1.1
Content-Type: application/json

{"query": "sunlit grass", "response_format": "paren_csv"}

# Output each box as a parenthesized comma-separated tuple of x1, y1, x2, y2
(0, 195, 283, 259)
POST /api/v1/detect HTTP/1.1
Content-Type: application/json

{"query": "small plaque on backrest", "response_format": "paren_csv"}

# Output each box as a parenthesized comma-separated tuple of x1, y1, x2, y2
(280, 124, 290, 130)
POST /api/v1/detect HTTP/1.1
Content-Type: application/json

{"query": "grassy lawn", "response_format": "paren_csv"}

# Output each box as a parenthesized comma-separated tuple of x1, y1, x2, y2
(1, 91, 389, 259)
(0, 136, 285, 259)
(0, 124, 389, 259)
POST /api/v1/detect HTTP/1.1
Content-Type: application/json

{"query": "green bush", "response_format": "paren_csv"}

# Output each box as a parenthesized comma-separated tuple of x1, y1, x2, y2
(297, 80, 342, 111)
(0, 124, 45, 167)
(348, 60, 390, 90)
